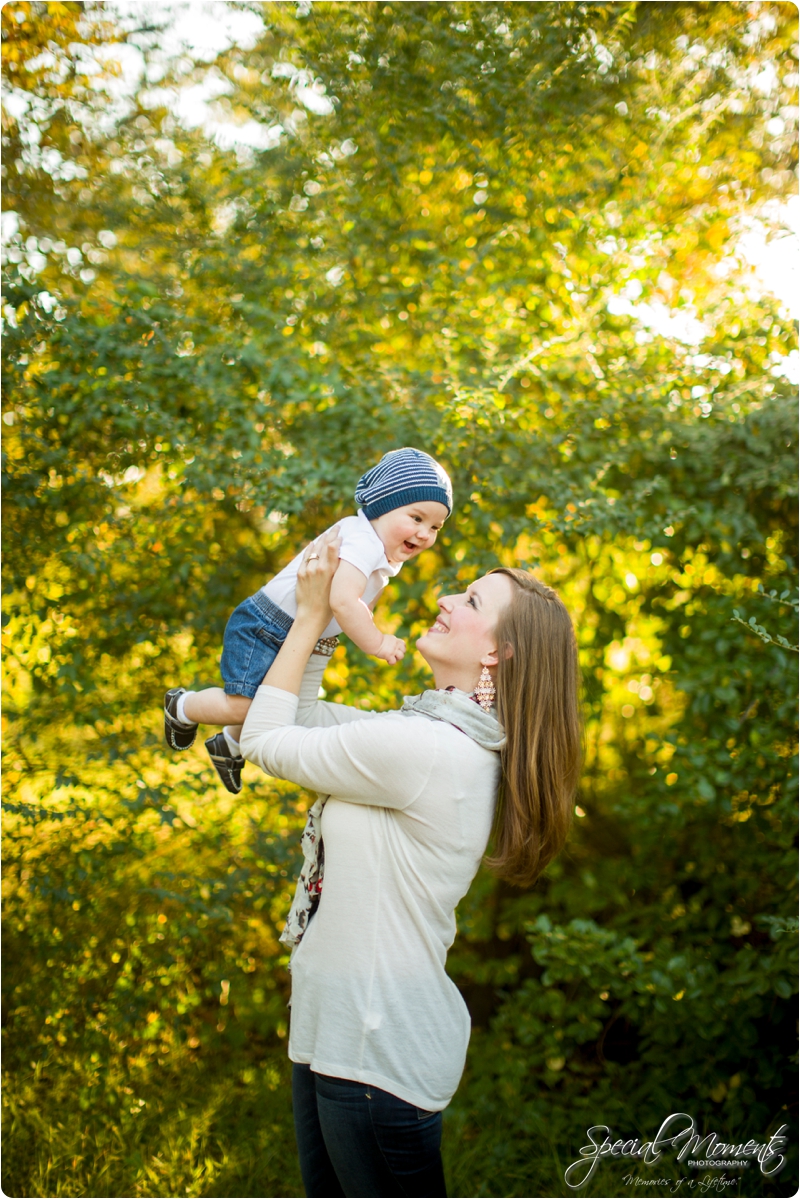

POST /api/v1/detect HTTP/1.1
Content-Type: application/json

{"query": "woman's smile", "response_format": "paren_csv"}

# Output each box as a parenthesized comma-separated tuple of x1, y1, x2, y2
(416, 573, 516, 693)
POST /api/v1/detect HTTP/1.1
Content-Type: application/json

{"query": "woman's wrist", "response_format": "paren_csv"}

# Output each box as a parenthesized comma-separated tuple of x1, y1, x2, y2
(294, 602, 332, 641)
(260, 620, 321, 695)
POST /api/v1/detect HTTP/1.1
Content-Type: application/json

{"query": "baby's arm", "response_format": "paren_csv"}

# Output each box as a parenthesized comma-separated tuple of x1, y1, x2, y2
(329, 561, 405, 664)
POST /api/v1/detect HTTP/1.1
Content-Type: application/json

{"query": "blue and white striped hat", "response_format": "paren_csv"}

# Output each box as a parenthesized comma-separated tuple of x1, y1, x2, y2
(355, 447, 453, 520)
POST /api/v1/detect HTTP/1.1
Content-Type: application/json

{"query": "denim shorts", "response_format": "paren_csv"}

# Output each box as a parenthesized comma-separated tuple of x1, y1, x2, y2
(219, 591, 293, 699)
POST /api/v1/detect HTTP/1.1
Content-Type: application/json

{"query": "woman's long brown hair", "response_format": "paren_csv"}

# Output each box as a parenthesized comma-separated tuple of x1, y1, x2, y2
(485, 568, 582, 887)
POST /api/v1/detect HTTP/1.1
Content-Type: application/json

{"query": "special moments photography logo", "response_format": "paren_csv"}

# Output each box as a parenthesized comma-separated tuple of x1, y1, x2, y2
(564, 1112, 790, 1189)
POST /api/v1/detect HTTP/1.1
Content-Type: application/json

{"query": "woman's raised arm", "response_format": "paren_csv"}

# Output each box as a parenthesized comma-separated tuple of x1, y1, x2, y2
(253, 524, 380, 728)
(296, 653, 381, 729)
(257, 527, 341, 697)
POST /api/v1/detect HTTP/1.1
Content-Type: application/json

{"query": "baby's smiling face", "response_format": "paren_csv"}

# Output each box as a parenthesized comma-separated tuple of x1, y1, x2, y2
(370, 501, 449, 565)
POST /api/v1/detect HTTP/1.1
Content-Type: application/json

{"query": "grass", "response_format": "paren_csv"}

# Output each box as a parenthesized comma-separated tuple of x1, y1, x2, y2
(5, 1055, 797, 1198)
(2, 1052, 303, 1199)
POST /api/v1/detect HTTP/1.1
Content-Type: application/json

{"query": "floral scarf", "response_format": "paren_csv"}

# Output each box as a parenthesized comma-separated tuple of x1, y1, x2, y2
(279, 688, 505, 950)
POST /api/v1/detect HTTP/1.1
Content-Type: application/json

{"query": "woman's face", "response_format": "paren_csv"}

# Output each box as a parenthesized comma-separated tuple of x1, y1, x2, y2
(417, 572, 515, 684)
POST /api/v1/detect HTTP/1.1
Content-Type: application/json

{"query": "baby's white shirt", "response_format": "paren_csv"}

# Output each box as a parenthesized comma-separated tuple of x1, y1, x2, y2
(261, 510, 403, 638)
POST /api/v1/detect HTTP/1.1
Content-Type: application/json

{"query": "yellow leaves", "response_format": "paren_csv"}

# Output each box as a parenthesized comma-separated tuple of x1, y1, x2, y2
(673, 227, 700, 265)
(704, 221, 729, 251)
(372, 327, 411, 357)
(452, 168, 473, 191)
(129, 464, 165, 508)
(544, 208, 558, 224)
(631, 142, 649, 159)
(525, 495, 550, 519)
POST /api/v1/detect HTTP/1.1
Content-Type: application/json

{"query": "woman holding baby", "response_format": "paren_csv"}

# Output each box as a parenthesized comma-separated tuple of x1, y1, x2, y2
(238, 452, 582, 1199)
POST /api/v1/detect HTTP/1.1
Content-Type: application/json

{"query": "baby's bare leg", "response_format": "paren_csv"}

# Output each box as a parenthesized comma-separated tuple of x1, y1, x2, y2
(183, 689, 251, 727)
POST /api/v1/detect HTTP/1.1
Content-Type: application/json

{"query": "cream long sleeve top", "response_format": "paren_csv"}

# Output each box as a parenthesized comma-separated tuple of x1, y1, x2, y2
(239, 656, 500, 1112)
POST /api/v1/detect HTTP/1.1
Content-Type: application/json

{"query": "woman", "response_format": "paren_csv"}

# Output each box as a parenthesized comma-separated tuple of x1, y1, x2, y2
(239, 530, 582, 1198)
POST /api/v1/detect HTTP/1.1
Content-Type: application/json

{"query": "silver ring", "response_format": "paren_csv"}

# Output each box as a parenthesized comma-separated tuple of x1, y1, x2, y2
(307, 553, 320, 561)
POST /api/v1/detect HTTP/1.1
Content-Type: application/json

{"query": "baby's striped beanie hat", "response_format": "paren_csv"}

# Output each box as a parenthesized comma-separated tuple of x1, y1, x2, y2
(354, 447, 453, 520)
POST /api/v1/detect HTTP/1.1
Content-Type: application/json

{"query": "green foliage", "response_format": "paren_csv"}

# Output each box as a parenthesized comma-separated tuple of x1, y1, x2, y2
(2, 2, 797, 1196)
(732, 585, 799, 651)
(4, 781, 304, 1197)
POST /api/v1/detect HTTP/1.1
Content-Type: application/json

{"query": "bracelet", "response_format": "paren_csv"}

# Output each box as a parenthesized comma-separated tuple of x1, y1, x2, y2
(312, 635, 340, 657)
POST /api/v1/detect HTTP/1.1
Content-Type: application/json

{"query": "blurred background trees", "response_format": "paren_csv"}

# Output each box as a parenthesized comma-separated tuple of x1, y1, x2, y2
(3, 2, 797, 1195)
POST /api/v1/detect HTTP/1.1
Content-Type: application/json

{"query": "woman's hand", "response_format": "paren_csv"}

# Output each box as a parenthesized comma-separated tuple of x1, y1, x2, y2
(295, 525, 342, 636)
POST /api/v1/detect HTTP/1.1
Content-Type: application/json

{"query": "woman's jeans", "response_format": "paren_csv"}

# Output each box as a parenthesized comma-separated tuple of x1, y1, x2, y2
(292, 1063, 447, 1198)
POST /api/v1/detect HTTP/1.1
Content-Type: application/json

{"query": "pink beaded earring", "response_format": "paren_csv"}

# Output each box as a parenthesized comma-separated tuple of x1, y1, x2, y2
(473, 665, 496, 712)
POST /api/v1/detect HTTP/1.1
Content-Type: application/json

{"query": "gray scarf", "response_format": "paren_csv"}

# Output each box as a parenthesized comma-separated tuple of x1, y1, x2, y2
(280, 689, 505, 949)
(399, 687, 506, 750)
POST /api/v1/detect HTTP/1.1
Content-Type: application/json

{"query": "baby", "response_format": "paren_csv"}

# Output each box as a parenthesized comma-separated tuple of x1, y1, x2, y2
(164, 446, 452, 793)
